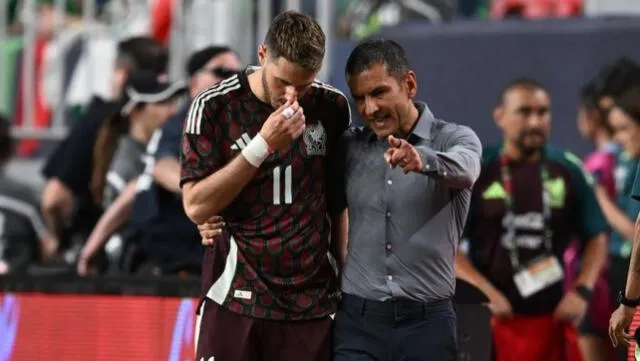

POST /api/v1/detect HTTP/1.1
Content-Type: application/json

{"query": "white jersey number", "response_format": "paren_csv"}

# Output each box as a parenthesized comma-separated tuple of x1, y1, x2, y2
(273, 165, 293, 205)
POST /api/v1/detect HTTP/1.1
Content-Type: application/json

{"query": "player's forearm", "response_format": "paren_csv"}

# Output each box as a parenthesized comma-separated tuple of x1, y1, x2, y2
(153, 157, 181, 194)
(624, 216, 640, 299)
(574, 233, 607, 289)
(183, 155, 259, 224)
(79, 182, 136, 261)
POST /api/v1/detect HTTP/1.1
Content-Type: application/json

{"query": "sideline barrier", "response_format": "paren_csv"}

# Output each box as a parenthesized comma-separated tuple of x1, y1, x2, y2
(0, 276, 492, 361)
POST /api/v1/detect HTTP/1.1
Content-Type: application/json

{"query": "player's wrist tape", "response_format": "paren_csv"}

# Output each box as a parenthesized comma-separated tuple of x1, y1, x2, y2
(242, 134, 272, 167)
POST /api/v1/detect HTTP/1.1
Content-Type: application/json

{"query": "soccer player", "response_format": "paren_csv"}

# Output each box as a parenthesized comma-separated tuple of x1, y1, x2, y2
(180, 11, 351, 361)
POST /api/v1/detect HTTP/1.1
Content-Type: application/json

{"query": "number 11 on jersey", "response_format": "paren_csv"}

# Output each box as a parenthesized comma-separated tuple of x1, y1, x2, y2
(273, 165, 292, 205)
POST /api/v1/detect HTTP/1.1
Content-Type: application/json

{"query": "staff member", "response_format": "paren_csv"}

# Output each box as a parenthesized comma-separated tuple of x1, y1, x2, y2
(333, 39, 482, 361)
(457, 78, 608, 361)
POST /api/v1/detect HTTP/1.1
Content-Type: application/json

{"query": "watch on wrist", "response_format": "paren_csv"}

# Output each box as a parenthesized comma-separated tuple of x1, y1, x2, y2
(574, 285, 593, 302)
(617, 290, 640, 308)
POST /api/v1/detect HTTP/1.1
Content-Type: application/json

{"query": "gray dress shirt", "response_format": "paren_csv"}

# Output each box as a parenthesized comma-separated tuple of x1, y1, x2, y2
(339, 102, 482, 302)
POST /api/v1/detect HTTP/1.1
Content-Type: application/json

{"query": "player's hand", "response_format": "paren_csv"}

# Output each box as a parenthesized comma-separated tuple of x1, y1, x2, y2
(609, 304, 637, 347)
(198, 216, 225, 246)
(384, 135, 423, 174)
(486, 289, 514, 320)
(553, 290, 588, 327)
(259, 86, 306, 152)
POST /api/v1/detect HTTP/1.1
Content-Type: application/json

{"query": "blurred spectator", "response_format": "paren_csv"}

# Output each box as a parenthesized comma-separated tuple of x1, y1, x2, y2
(597, 86, 640, 361)
(0, 114, 57, 275)
(90, 71, 184, 209)
(568, 82, 617, 361)
(77, 46, 242, 277)
(40, 36, 167, 264)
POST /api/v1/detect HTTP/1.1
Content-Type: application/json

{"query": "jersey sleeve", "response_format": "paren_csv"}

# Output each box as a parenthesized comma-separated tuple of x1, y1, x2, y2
(563, 151, 608, 241)
(631, 163, 640, 202)
(179, 95, 224, 187)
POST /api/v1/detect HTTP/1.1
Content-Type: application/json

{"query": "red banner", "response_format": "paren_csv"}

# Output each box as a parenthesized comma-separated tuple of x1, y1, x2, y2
(0, 293, 198, 361)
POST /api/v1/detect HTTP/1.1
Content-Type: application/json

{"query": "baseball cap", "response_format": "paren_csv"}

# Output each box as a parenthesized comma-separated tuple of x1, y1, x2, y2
(186, 46, 237, 77)
(121, 71, 186, 115)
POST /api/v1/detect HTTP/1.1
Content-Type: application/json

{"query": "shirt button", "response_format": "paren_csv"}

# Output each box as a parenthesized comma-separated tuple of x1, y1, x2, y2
(425, 164, 430, 170)
(443, 171, 447, 177)
(386, 212, 391, 218)
(386, 243, 392, 251)
(387, 275, 393, 281)
(387, 179, 392, 185)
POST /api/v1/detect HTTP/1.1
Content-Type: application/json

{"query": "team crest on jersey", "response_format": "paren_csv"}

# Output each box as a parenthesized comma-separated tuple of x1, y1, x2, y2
(303, 122, 327, 156)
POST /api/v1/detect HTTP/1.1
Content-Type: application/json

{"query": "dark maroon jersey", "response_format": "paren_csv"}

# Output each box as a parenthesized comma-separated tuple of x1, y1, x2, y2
(180, 67, 351, 321)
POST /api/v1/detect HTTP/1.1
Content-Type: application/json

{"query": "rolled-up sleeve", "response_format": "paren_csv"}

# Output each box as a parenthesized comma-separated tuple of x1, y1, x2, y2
(414, 124, 482, 189)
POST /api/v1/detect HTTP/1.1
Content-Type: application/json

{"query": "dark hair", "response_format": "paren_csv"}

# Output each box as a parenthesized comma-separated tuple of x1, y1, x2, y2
(0, 114, 12, 167)
(116, 37, 168, 74)
(580, 82, 612, 134)
(186, 46, 234, 76)
(90, 106, 131, 206)
(264, 11, 325, 71)
(345, 38, 410, 79)
(593, 57, 640, 99)
(615, 86, 640, 126)
(498, 77, 545, 104)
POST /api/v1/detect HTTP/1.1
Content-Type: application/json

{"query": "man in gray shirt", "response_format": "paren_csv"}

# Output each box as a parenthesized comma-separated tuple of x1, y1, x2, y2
(331, 39, 482, 361)
(197, 39, 482, 361)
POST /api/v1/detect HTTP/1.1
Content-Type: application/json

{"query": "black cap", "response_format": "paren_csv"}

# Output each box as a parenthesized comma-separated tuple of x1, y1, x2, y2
(186, 46, 234, 76)
(121, 71, 186, 115)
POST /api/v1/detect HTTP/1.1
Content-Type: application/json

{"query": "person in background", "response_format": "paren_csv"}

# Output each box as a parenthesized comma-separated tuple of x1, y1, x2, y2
(605, 87, 640, 354)
(40, 36, 167, 263)
(0, 114, 58, 274)
(568, 82, 618, 361)
(76, 46, 242, 276)
(456, 78, 607, 361)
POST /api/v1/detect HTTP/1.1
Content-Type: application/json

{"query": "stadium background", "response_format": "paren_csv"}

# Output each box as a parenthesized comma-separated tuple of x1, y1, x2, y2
(2, 0, 640, 360)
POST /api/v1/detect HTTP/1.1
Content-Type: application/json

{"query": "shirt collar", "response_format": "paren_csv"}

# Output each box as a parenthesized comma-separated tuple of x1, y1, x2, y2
(367, 101, 434, 142)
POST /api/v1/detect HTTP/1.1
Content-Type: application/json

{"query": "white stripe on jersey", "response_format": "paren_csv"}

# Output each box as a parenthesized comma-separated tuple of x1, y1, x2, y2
(0, 194, 49, 239)
(311, 81, 353, 127)
(230, 133, 250, 150)
(106, 171, 127, 192)
(185, 75, 241, 135)
(206, 236, 239, 305)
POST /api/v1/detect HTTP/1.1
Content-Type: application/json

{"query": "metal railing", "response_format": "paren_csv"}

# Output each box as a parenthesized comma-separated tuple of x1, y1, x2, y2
(0, 0, 335, 142)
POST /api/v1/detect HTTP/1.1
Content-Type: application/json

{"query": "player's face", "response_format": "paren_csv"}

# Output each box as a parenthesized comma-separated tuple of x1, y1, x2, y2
(610, 107, 640, 157)
(258, 46, 316, 108)
(190, 52, 243, 96)
(347, 63, 417, 138)
(495, 88, 551, 157)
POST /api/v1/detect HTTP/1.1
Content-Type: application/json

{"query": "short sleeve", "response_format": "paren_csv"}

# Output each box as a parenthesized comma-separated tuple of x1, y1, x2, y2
(179, 95, 224, 187)
(564, 152, 608, 241)
(631, 163, 640, 201)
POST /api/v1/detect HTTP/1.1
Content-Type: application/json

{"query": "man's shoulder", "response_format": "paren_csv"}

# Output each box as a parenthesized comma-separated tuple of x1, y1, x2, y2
(431, 118, 478, 141)
(191, 75, 245, 113)
(309, 80, 351, 126)
(546, 146, 594, 186)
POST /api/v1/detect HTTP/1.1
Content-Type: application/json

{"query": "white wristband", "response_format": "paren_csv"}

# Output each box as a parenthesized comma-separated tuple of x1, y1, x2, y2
(241, 134, 271, 168)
